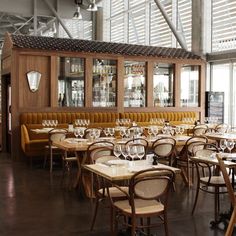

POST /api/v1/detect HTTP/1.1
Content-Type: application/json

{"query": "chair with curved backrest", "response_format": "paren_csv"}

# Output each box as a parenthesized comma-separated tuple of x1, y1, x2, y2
(44, 128, 67, 172)
(192, 124, 208, 136)
(216, 153, 236, 236)
(190, 149, 228, 225)
(176, 135, 208, 187)
(152, 137, 176, 166)
(125, 138, 149, 160)
(84, 128, 102, 140)
(87, 141, 128, 231)
(215, 123, 229, 134)
(108, 168, 175, 236)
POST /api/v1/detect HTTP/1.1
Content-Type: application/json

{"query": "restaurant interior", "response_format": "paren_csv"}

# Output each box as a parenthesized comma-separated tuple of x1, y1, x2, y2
(1, 0, 236, 235)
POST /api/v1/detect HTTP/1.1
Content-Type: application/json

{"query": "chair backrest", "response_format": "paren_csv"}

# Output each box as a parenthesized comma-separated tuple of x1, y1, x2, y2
(193, 127, 207, 136)
(215, 123, 229, 134)
(152, 137, 176, 158)
(179, 136, 208, 160)
(216, 154, 236, 207)
(129, 168, 175, 202)
(87, 141, 114, 164)
(193, 143, 219, 158)
(125, 138, 149, 159)
(84, 128, 102, 139)
(48, 129, 67, 145)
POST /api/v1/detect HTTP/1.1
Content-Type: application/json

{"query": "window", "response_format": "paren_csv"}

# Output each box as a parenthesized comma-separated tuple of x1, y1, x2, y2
(180, 65, 199, 107)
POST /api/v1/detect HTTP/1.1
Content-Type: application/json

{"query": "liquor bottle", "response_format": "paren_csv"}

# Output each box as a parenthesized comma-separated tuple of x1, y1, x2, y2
(62, 93, 66, 107)
(58, 93, 62, 107)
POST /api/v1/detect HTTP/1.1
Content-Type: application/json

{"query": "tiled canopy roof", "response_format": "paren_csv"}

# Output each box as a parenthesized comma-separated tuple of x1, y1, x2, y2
(10, 34, 201, 60)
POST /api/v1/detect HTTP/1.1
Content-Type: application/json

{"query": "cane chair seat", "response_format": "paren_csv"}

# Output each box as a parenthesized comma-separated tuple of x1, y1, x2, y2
(114, 199, 164, 215)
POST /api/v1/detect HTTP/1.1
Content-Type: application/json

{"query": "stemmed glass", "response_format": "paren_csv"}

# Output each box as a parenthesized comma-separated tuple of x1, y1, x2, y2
(147, 127, 153, 138)
(120, 128, 126, 139)
(179, 126, 185, 135)
(109, 128, 115, 137)
(152, 126, 158, 137)
(219, 139, 227, 153)
(137, 146, 145, 160)
(226, 139, 235, 153)
(121, 145, 129, 160)
(128, 145, 137, 161)
(113, 144, 122, 158)
(78, 127, 85, 139)
(104, 128, 109, 137)
(74, 127, 79, 139)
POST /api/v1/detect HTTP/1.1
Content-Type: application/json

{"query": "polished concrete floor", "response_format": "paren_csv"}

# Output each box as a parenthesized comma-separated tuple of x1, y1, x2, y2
(0, 153, 235, 236)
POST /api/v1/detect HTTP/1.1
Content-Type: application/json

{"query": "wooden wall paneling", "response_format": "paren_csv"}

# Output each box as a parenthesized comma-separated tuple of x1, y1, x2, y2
(117, 57, 124, 113)
(50, 56, 58, 107)
(146, 61, 154, 108)
(18, 55, 50, 108)
(85, 57, 93, 107)
(11, 50, 21, 160)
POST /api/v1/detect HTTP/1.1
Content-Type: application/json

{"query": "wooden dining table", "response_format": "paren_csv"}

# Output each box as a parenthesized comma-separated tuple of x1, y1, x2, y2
(52, 134, 190, 194)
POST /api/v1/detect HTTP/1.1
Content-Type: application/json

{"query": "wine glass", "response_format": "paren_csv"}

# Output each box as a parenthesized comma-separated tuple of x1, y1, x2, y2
(137, 146, 145, 160)
(147, 127, 153, 138)
(129, 145, 137, 161)
(113, 144, 122, 158)
(226, 139, 234, 153)
(104, 128, 109, 137)
(120, 128, 126, 139)
(109, 128, 115, 137)
(179, 126, 185, 135)
(219, 139, 227, 153)
(121, 145, 129, 160)
(73, 127, 79, 138)
(78, 127, 85, 138)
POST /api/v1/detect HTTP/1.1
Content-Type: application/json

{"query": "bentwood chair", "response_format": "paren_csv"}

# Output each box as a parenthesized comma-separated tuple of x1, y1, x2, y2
(44, 128, 67, 172)
(125, 138, 149, 160)
(108, 168, 175, 236)
(216, 154, 236, 236)
(192, 125, 208, 136)
(215, 123, 229, 134)
(176, 136, 208, 186)
(88, 141, 128, 231)
(152, 137, 176, 166)
(190, 147, 228, 224)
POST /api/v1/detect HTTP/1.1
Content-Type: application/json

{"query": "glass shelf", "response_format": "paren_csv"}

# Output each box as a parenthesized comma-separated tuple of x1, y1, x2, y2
(58, 57, 85, 107)
(92, 59, 117, 107)
(124, 61, 146, 107)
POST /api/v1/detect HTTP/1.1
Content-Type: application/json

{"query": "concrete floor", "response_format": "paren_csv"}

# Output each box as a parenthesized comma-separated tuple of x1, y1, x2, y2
(0, 153, 235, 236)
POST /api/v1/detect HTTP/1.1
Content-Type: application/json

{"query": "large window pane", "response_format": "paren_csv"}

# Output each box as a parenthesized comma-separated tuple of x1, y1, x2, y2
(180, 65, 199, 107)
(211, 63, 230, 123)
(153, 63, 174, 107)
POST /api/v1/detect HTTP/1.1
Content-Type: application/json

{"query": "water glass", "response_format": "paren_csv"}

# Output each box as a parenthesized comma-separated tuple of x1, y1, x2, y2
(219, 139, 227, 152)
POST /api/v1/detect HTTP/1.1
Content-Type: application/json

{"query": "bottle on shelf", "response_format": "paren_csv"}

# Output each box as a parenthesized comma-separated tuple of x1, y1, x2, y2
(58, 93, 62, 107)
(62, 93, 66, 107)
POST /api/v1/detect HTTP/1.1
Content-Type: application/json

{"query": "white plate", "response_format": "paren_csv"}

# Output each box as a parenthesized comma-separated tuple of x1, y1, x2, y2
(107, 160, 129, 166)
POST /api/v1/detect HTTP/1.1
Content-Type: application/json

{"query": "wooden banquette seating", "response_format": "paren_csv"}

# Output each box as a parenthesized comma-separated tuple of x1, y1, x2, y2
(20, 111, 197, 158)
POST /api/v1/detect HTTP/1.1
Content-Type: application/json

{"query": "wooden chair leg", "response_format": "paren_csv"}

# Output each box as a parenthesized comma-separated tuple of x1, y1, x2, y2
(226, 207, 236, 236)
(164, 211, 169, 236)
(191, 180, 200, 215)
(90, 197, 100, 231)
